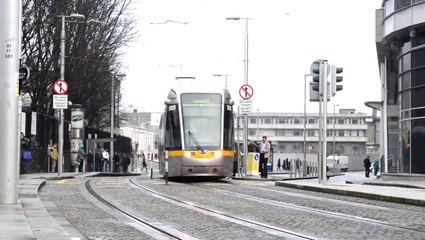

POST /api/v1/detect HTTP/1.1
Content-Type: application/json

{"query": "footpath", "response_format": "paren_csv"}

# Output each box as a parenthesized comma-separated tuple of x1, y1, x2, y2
(1, 171, 424, 239)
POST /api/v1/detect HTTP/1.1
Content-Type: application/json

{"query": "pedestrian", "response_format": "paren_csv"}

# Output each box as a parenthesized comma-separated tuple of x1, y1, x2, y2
(102, 149, 110, 172)
(373, 159, 380, 176)
(77, 144, 87, 172)
(87, 150, 94, 172)
(95, 148, 103, 171)
(259, 136, 271, 178)
(247, 139, 258, 153)
(121, 154, 130, 173)
(363, 155, 371, 177)
(113, 154, 121, 172)
(50, 143, 58, 173)
(277, 158, 281, 171)
(141, 157, 148, 172)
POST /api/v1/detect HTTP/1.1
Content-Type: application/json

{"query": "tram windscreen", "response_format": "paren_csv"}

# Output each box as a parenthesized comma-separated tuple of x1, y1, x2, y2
(181, 93, 222, 151)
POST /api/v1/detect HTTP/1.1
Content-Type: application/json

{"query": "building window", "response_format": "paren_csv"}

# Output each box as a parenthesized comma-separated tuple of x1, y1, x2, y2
(249, 118, 257, 124)
(248, 130, 256, 136)
(293, 118, 301, 124)
(307, 130, 315, 136)
(308, 118, 316, 124)
(264, 118, 271, 124)
(395, 0, 412, 10)
(352, 119, 359, 124)
(338, 119, 344, 124)
(277, 129, 285, 136)
(278, 118, 286, 124)
(337, 130, 344, 136)
(293, 130, 302, 136)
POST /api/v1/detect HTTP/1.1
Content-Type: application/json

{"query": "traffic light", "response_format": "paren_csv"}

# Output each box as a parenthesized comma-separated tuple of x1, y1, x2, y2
(310, 59, 325, 94)
(330, 65, 343, 96)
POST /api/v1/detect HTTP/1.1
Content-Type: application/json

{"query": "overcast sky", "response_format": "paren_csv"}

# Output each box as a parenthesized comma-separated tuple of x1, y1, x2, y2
(121, 0, 383, 115)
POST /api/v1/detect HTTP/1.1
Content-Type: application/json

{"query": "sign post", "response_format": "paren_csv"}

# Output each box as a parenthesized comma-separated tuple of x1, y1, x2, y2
(53, 79, 69, 176)
(239, 84, 254, 177)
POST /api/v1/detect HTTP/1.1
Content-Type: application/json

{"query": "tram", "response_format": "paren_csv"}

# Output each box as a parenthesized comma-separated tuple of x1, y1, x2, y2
(158, 83, 235, 178)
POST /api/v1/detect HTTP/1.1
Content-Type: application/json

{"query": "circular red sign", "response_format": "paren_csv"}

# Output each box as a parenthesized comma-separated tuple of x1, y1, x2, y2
(53, 80, 69, 95)
(239, 84, 254, 100)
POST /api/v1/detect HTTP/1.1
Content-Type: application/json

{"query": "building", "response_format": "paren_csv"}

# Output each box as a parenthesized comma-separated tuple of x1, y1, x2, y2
(375, 0, 425, 174)
(119, 109, 158, 156)
(235, 109, 368, 156)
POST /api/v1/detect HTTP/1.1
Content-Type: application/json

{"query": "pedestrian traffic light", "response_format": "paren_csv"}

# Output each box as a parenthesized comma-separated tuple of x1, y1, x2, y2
(330, 65, 343, 96)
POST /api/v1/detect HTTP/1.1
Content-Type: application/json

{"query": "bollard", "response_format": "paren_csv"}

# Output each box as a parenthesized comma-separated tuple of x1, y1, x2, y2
(290, 159, 293, 178)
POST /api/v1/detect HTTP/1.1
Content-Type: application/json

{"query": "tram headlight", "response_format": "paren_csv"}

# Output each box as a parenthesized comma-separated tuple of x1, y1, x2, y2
(211, 151, 222, 158)
(185, 152, 195, 158)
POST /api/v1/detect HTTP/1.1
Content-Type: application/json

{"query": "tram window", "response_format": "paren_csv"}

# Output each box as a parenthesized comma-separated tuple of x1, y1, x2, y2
(165, 105, 182, 150)
(223, 104, 234, 150)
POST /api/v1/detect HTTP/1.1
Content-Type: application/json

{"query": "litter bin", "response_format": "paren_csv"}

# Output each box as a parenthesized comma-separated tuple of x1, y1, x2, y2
(267, 163, 272, 172)
(246, 153, 260, 176)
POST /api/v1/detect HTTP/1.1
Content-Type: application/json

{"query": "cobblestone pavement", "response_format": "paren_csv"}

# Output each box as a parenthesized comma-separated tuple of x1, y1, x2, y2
(130, 177, 425, 240)
(39, 176, 425, 240)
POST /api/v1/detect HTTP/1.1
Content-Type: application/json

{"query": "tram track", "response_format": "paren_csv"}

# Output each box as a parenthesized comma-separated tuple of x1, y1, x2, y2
(189, 182, 425, 235)
(85, 179, 195, 240)
(129, 178, 316, 240)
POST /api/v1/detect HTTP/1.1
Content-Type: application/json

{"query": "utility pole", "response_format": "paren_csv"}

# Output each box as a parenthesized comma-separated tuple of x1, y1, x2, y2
(0, 0, 19, 205)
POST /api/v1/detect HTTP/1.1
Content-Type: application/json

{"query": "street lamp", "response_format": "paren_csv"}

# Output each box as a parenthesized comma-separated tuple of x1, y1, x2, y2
(212, 74, 229, 88)
(227, 16, 252, 177)
(57, 13, 85, 176)
(303, 74, 311, 177)
(333, 104, 340, 172)
(110, 72, 126, 172)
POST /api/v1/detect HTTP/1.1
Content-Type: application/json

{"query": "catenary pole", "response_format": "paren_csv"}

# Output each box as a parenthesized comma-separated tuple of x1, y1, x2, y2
(0, 0, 19, 204)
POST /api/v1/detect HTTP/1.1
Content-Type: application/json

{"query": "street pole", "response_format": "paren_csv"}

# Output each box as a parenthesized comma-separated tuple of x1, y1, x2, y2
(321, 61, 328, 185)
(110, 73, 114, 173)
(58, 16, 66, 176)
(227, 17, 251, 177)
(0, 0, 19, 205)
(333, 104, 339, 173)
(303, 74, 310, 177)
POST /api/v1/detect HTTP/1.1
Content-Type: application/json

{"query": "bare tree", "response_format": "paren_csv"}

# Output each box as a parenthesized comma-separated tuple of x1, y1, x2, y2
(21, 0, 137, 130)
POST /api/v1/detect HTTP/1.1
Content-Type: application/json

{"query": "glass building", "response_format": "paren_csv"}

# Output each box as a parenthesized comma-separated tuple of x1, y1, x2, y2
(376, 0, 425, 174)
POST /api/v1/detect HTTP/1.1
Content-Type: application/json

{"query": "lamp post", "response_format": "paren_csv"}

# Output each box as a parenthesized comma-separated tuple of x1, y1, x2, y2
(227, 17, 251, 177)
(333, 104, 340, 172)
(57, 13, 85, 176)
(303, 74, 311, 177)
(212, 74, 229, 88)
(110, 72, 126, 172)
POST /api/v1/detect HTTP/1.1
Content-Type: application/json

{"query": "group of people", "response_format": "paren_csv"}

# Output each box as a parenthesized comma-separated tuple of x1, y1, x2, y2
(363, 155, 380, 178)
(276, 158, 292, 172)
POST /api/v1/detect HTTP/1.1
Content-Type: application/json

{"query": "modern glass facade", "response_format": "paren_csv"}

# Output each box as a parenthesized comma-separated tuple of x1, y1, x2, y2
(378, 0, 425, 174)
(399, 32, 425, 173)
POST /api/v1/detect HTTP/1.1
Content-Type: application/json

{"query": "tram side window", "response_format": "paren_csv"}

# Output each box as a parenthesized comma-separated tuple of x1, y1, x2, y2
(165, 105, 182, 150)
(223, 105, 234, 150)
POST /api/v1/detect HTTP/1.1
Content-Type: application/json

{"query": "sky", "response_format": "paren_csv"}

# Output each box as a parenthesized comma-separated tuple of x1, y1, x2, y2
(120, 0, 383, 115)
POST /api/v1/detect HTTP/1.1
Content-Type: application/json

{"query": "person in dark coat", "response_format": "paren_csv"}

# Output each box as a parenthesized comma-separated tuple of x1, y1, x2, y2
(363, 156, 371, 177)
(113, 154, 120, 172)
(121, 154, 130, 173)
(277, 158, 282, 171)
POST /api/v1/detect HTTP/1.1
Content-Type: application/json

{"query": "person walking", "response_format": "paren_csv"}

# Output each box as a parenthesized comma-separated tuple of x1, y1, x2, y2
(363, 155, 371, 177)
(87, 150, 94, 172)
(141, 157, 148, 172)
(259, 136, 271, 178)
(50, 144, 58, 173)
(277, 158, 282, 171)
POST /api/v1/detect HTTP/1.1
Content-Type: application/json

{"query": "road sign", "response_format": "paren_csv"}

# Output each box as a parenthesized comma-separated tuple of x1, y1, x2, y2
(239, 99, 253, 115)
(53, 94, 68, 109)
(308, 145, 313, 151)
(53, 80, 69, 95)
(239, 84, 254, 100)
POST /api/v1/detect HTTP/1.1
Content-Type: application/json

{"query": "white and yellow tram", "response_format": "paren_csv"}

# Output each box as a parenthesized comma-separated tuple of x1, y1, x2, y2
(158, 85, 235, 178)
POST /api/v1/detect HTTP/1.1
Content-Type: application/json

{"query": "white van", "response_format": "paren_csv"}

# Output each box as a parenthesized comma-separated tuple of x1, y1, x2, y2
(327, 155, 349, 172)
